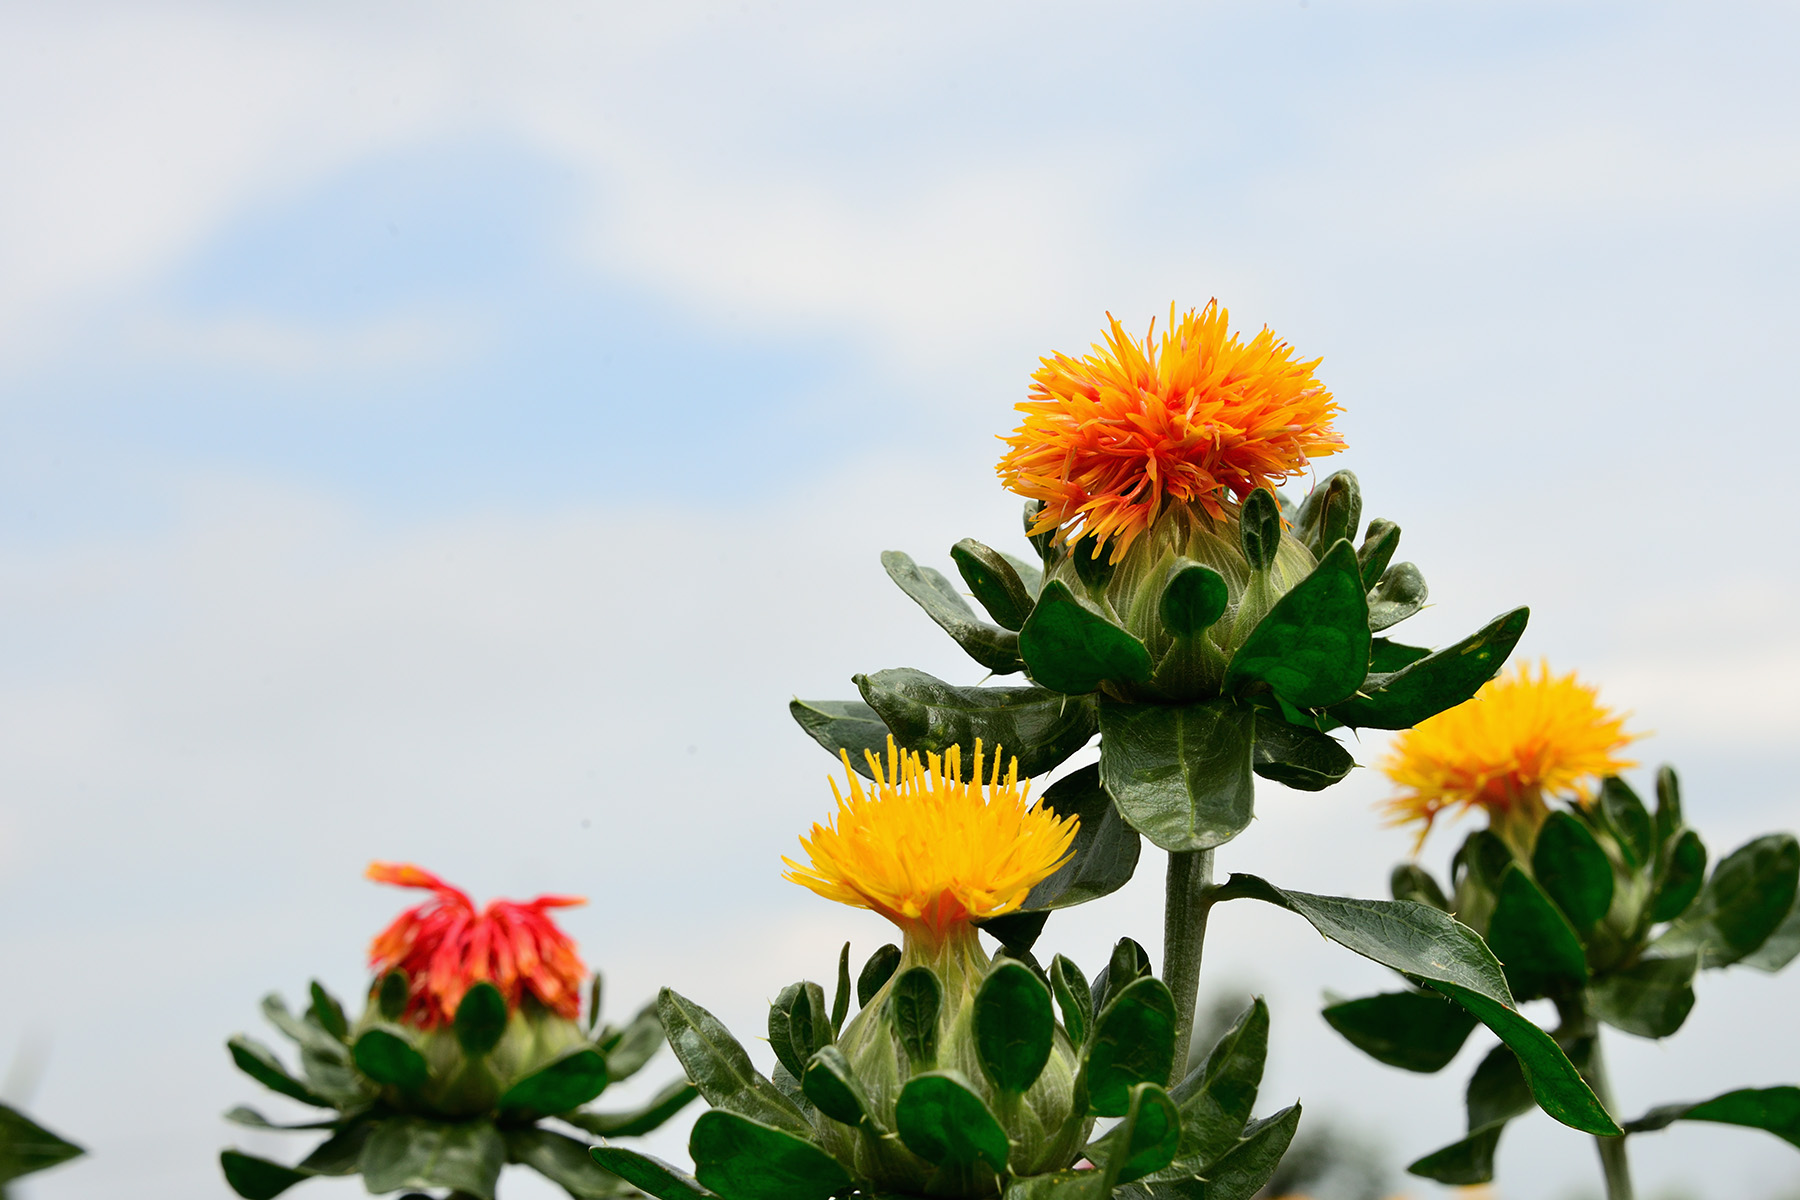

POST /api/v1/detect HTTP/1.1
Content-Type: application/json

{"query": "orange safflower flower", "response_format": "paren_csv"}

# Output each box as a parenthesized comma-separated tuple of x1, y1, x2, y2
(998, 302, 1345, 563)
(365, 862, 587, 1029)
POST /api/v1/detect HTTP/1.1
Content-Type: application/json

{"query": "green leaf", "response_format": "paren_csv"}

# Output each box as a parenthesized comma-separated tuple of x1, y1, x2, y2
(0, 1103, 82, 1186)
(1222, 875, 1619, 1134)
(588, 1146, 714, 1200)
(953, 538, 1035, 631)
(1390, 863, 1450, 911)
(895, 1071, 1010, 1174)
(1091, 936, 1154, 1014)
(1625, 1086, 1800, 1149)
(768, 981, 829, 1081)
(1171, 996, 1268, 1165)
(689, 1110, 852, 1200)
(222, 1106, 338, 1132)
(1019, 579, 1153, 694)
(1251, 713, 1354, 792)
(499, 1047, 610, 1116)
(891, 966, 942, 1070)
(1652, 834, 1800, 968)
(1050, 954, 1094, 1047)
(657, 989, 811, 1134)
(1322, 990, 1477, 1073)
(1071, 535, 1116, 591)
(297, 1117, 375, 1175)
(1654, 765, 1684, 847)
(1107, 1082, 1183, 1184)
(1329, 607, 1529, 729)
(1742, 894, 1800, 972)
(1356, 519, 1399, 589)
(1590, 952, 1697, 1038)
(453, 981, 508, 1057)
(378, 969, 408, 1019)
(1223, 540, 1371, 708)
(980, 765, 1142, 950)
(857, 944, 901, 1007)
(308, 981, 349, 1042)
(1532, 811, 1615, 929)
(228, 1035, 334, 1107)
(1098, 698, 1256, 853)
(788, 698, 889, 780)
(831, 942, 851, 1037)
(883, 549, 1025, 674)
(359, 1116, 505, 1200)
(1366, 562, 1428, 631)
(1171, 1103, 1302, 1200)
(1237, 487, 1283, 573)
(564, 1078, 701, 1138)
(1468, 1041, 1537, 1128)
(1160, 560, 1230, 637)
(855, 668, 1099, 780)
(352, 1028, 429, 1091)
(506, 1127, 637, 1199)
(1082, 976, 1177, 1117)
(601, 1000, 666, 1081)
(1294, 470, 1360, 557)
(973, 961, 1055, 1093)
(1648, 828, 1707, 924)
(1486, 865, 1590, 999)
(1406, 1123, 1506, 1186)
(801, 1045, 876, 1128)
(1597, 776, 1655, 869)
(587, 972, 605, 1034)
(1368, 637, 1431, 675)
(219, 1150, 310, 1200)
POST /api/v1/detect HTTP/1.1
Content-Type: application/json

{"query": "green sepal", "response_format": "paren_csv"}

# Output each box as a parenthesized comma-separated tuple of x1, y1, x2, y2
(1160, 559, 1230, 637)
(1098, 698, 1256, 852)
(222, 1106, 338, 1132)
(1532, 810, 1615, 929)
(359, 1116, 505, 1200)
(1366, 562, 1428, 631)
(1648, 828, 1707, 924)
(801, 1045, 876, 1128)
(953, 537, 1035, 631)
(1081, 976, 1177, 1116)
(1251, 713, 1354, 792)
(588, 1145, 713, 1200)
(506, 1127, 638, 1199)
(1220, 875, 1619, 1134)
(830, 942, 851, 1037)
(1651, 834, 1800, 968)
(1092, 1082, 1182, 1185)
(1019, 579, 1153, 695)
(1237, 486, 1282, 573)
(788, 698, 888, 779)
(219, 1150, 311, 1200)
(498, 1047, 610, 1117)
(855, 668, 1099, 780)
(1170, 996, 1267, 1165)
(657, 988, 811, 1134)
(1485, 865, 1590, 999)
(895, 1071, 1011, 1181)
(1597, 776, 1656, 869)
(297, 1116, 375, 1175)
(586, 972, 605, 1035)
(689, 1109, 852, 1200)
(1223, 539, 1371, 709)
(882, 549, 1025, 674)
(1356, 518, 1399, 589)
(1624, 1085, 1800, 1149)
(1294, 470, 1361, 557)
(352, 1028, 430, 1091)
(563, 1078, 702, 1138)
(1090, 936, 1154, 1014)
(1589, 952, 1697, 1038)
(1071, 535, 1116, 591)
(0, 1103, 82, 1187)
(1654, 765, 1684, 847)
(307, 982, 349, 1042)
(1050, 954, 1094, 1047)
(768, 981, 830, 1081)
(377, 969, 408, 1020)
(891, 965, 943, 1070)
(1322, 990, 1477, 1073)
(856, 944, 901, 1007)
(1328, 607, 1528, 729)
(228, 1035, 334, 1107)
(1390, 863, 1450, 911)
(973, 961, 1056, 1094)
(978, 764, 1141, 950)
(1743, 896, 1800, 973)
(453, 981, 508, 1057)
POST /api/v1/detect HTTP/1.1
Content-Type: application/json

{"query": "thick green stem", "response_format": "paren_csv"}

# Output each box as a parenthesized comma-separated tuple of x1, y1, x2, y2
(1585, 1033, 1635, 1200)
(1164, 848, 1215, 1073)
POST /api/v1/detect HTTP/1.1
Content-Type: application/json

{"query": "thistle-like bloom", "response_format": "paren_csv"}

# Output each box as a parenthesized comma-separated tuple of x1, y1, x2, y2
(998, 301, 1345, 563)
(365, 862, 587, 1029)
(783, 739, 1078, 947)
(1381, 662, 1640, 849)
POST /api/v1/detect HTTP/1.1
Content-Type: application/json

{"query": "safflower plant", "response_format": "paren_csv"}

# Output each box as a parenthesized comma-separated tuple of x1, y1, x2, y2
(1323, 663, 1800, 1198)
(219, 864, 697, 1200)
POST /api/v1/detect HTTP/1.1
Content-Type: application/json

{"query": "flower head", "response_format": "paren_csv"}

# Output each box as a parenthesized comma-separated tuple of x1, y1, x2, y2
(783, 739, 1078, 947)
(1381, 662, 1640, 849)
(998, 302, 1345, 563)
(365, 862, 587, 1029)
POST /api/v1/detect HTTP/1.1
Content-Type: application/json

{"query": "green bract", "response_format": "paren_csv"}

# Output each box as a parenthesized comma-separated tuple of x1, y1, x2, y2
(220, 974, 697, 1199)
(1323, 767, 1800, 1185)
(0, 1101, 84, 1189)
(593, 940, 1303, 1200)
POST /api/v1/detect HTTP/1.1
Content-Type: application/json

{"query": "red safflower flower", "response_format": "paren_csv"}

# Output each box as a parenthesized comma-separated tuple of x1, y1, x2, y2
(365, 862, 588, 1030)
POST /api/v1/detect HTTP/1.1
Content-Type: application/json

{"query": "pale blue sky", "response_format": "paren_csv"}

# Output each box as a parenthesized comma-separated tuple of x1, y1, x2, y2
(2, 3, 1797, 1198)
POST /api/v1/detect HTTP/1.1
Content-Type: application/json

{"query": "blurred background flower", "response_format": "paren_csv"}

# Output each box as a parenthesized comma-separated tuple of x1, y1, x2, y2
(1, 2, 1797, 1197)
